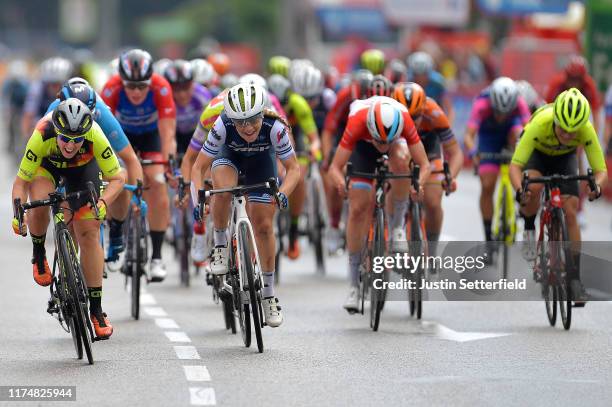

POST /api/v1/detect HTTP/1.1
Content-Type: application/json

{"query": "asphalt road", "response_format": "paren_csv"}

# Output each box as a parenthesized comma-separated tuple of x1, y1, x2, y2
(1, 150, 612, 407)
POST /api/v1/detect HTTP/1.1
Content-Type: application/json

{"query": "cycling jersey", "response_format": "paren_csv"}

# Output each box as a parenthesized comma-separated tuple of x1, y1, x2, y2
(545, 73, 601, 112)
(175, 83, 212, 154)
(190, 90, 227, 152)
(285, 92, 317, 136)
(2, 77, 28, 110)
(324, 86, 353, 142)
(339, 96, 420, 151)
(511, 105, 606, 172)
(311, 88, 337, 133)
(24, 81, 59, 119)
(417, 97, 455, 159)
(101, 74, 176, 134)
(408, 70, 447, 107)
(46, 95, 129, 154)
(17, 113, 121, 182)
(605, 85, 612, 119)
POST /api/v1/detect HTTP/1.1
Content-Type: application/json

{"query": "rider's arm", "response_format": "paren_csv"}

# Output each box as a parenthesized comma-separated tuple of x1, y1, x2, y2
(509, 130, 535, 191)
(442, 138, 464, 180)
(463, 100, 483, 155)
(152, 76, 177, 160)
(582, 122, 608, 188)
(192, 116, 227, 193)
(329, 146, 352, 189)
(271, 119, 300, 196)
(401, 110, 431, 185)
(92, 123, 125, 206)
(158, 117, 177, 160)
(116, 145, 143, 185)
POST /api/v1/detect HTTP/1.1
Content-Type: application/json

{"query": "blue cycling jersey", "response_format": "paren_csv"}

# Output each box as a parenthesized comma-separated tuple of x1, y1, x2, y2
(408, 70, 447, 106)
(46, 95, 129, 153)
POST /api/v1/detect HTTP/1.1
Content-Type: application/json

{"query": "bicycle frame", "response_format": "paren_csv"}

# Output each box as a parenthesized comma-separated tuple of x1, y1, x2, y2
(493, 163, 517, 243)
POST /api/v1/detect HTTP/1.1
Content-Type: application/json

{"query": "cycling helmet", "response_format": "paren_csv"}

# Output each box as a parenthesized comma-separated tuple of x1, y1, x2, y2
(350, 69, 374, 100)
(224, 83, 267, 120)
(239, 73, 268, 91)
(490, 76, 519, 114)
(267, 74, 291, 103)
(190, 58, 216, 85)
(291, 66, 323, 98)
(164, 59, 194, 85)
(553, 88, 591, 133)
(153, 58, 172, 76)
(360, 49, 386, 75)
(366, 99, 404, 144)
(384, 58, 407, 84)
(119, 49, 153, 82)
(516, 80, 541, 111)
(220, 73, 239, 90)
(40, 57, 73, 83)
(367, 75, 393, 97)
(59, 77, 97, 112)
(392, 82, 426, 117)
(564, 55, 588, 78)
(207, 52, 230, 75)
(52, 98, 93, 136)
(268, 55, 291, 77)
(289, 59, 314, 81)
(407, 51, 434, 76)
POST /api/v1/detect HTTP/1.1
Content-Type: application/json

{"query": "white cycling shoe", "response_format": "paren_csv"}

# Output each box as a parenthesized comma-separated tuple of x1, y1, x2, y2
(391, 227, 409, 252)
(106, 250, 126, 273)
(210, 246, 229, 275)
(261, 297, 283, 327)
(343, 286, 360, 313)
(191, 233, 208, 263)
(148, 259, 167, 282)
(326, 227, 343, 254)
(521, 230, 537, 261)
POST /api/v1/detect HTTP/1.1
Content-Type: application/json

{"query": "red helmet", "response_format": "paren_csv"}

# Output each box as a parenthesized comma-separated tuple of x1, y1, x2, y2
(564, 55, 587, 78)
(207, 52, 230, 76)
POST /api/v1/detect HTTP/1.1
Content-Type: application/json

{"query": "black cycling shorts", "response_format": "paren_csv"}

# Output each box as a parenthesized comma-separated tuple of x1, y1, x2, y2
(524, 150, 579, 197)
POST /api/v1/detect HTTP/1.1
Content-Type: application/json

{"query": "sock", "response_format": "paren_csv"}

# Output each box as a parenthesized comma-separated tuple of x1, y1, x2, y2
(289, 217, 299, 244)
(31, 233, 46, 260)
(108, 218, 125, 240)
(348, 251, 362, 287)
(214, 228, 228, 247)
(390, 199, 409, 230)
(150, 230, 165, 260)
(523, 214, 536, 230)
(88, 287, 103, 314)
(483, 220, 492, 241)
(262, 271, 275, 298)
(427, 232, 440, 257)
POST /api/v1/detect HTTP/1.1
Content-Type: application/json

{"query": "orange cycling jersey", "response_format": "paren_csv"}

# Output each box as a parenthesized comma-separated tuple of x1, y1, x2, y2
(416, 97, 455, 159)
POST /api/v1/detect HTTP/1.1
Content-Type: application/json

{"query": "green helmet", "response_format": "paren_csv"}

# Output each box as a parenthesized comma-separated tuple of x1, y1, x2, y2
(268, 55, 291, 77)
(360, 49, 385, 75)
(553, 88, 591, 132)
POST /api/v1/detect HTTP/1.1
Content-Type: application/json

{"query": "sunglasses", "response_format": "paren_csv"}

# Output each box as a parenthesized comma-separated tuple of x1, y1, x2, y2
(123, 81, 150, 90)
(232, 113, 263, 128)
(58, 134, 85, 144)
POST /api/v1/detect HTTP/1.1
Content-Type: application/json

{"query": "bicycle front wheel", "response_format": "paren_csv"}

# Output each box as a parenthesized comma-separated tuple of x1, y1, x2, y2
(370, 209, 385, 331)
(129, 207, 142, 320)
(239, 223, 264, 353)
(408, 203, 424, 319)
(554, 210, 572, 330)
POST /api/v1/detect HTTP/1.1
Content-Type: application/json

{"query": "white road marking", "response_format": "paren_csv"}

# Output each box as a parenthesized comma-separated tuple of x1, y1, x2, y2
(140, 293, 157, 305)
(183, 366, 211, 382)
(155, 318, 180, 329)
(174, 346, 201, 360)
(144, 307, 167, 317)
(421, 321, 510, 342)
(189, 387, 216, 405)
(165, 331, 191, 343)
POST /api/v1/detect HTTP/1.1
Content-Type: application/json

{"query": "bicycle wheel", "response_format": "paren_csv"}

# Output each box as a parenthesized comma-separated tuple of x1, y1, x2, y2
(408, 203, 423, 319)
(223, 295, 237, 334)
(58, 230, 94, 365)
(129, 208, 142, 320)
(179, 209, 190, 287)
(230, 262, 250, 346)
(555, 210, 572, 330)
(370, 209, 385, 331)
(239, 224, 264, 353)
(500, 189, 509, 279)
(309, 179, 326, 274)
(539, 228, 557, 326)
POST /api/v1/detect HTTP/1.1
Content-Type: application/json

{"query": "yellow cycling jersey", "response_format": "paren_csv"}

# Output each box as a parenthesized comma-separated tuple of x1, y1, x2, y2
(511, 105, 607, 172)
(198, 90, 226, 132)
(17, 113, 121, 182)
(285, 92, 317, 136)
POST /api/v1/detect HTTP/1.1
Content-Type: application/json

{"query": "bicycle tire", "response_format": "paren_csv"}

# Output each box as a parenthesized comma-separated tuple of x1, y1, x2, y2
(555, 210, 572, 330)
(179, 209, 190, 287)
(59, 230, 94, 365)
(370, 209, 385, 331)
(500, 189, 509, 279)
(409, 202, 423, 319)
(240, 224, 264, 353)
(230, 258, 250, 346)
(223, 296, 237, 334)
(539, 226, 557, 326)
(311, 181, 326, 274)
(130, 207, 141, 320)
(55, 254, 83, 359)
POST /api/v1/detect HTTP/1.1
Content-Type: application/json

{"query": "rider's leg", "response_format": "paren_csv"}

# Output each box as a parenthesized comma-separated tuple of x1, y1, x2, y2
(424, 182, 444, 255)
(26, 173, 55, 286)
(388, 141, 411, 232)
(346, 183, 374, 287)
(287, 161, 307, 258)
(479, 169, 498, 241)
(248, 202, 277, 298)
(211, 164, 238, 246)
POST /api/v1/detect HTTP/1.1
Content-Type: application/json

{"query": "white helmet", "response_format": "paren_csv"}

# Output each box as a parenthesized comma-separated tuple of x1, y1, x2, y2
(7, 59, 28, 79)
(490, 76, 519, 114)
(220, 73, 239, 89)
(516, 80, 540, 110)
(239, 73, 268, 91)
(267, 74, 291, 102)
(289, 59, 314, 80)
(190, 58, 217, 85)
(153, 58, 172, 76)
(407, 51, 434, 76)
(40, 57, 73, 83)
(291, 66, 323, 98)
(224, 83, 267, 119)
(366, 99, 404, 144)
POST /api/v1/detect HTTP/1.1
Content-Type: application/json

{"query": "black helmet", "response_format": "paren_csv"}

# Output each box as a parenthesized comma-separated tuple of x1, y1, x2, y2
(118, 49, 153, 82)
(52, 98, 93, 136)
(350, 69, 374, 100)
(59, 77, 96, 112)
(164, 59, 194, 85)
(367, 74, 392, 97)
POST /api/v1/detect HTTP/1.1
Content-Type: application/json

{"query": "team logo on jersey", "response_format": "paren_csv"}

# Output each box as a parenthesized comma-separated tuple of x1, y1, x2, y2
(160, 87, 169, 96)
(277, 128, 287, 143)
(210, 128, 221, 141)
(25, 149, 38, 162)
(101, 147, 114, 159)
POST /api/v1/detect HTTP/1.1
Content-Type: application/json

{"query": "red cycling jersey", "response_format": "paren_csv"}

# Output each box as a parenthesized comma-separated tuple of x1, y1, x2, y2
(339, 96, 420, 151)
(323, 86, 352, 136)
(545, 72, 601, 112)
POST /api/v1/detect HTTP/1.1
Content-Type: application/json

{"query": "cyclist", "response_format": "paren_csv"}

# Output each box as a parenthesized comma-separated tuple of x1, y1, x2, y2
(270, 66, 322, 259)
(509, 88, 607, 301)
(360, 49, 386, 75)
(191, 58, 220, 96)
(268, 55, 291, 78)
(101, 48, 177, 282)
(464, 77, 530, 256)
(239, 73, 286, 116)
(393, 82, 463, 256)
(384, 58, 408, 84)
(191, 83, 301, 327)
(219, 73, 239, 90)
(321, 69, 374, 253)
(11, 98, 126, 338)
(328, 96, 430, 312)
(22, 57, 73, 137)
(516, 80, 545, 115)
(1, 59, 29, 157)
(407, 51, 454, 123)
(207, 52, 231, 76)
(46, 78, 143, 271)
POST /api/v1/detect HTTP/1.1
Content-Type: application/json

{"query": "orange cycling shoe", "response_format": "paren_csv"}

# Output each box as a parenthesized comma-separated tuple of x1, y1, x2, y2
(90, 312, 114, 339)
(287, 241, 300, 260)
(32, 257, 52, 287)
